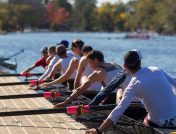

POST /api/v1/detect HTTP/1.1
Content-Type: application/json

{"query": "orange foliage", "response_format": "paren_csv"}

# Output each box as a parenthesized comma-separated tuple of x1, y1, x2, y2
(46, 1, 70, 25)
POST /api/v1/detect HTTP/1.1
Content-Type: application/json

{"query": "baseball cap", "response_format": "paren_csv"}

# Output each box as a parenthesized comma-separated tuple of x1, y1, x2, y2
(57, 45, 66, 54)
(57, 40, 69, 48)
(41, 47, 48, 53)
(124, 49, 142, 67)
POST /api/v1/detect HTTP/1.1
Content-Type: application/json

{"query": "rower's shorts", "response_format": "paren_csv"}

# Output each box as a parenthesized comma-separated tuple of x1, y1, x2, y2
(144, 116, 176, 128)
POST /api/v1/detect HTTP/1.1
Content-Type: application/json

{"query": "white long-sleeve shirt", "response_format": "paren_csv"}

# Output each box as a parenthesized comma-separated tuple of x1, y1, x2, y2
(108, 66, 176, 122)
(39, 55, 60, 80)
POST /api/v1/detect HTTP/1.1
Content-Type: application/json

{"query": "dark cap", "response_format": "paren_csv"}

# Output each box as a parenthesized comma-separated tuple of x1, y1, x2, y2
(72, 39, 84, 49)
(56, 45, 66, 54)
(124, 49, 142, 67)
(41, 47, 48, 53)
(57, 40, 69, 48)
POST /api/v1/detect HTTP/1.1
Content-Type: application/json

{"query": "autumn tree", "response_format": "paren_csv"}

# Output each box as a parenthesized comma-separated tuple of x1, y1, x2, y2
(8, 0, 45, 30)
(125, 0, 176, 34)
(45, 0, 71, 30)
(95, 2, 127, 31)
(69, 0, 97, 31)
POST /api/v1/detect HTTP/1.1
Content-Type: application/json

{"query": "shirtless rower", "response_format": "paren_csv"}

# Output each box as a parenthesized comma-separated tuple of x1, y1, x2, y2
(74, 45, 101, 92)
(52, 50, 122, 108)
(86, 50, 176, 134)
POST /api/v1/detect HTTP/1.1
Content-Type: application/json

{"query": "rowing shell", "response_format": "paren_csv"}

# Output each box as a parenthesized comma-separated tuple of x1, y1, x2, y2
(37, 87, 175, 134)
(0, 60, 17, 70)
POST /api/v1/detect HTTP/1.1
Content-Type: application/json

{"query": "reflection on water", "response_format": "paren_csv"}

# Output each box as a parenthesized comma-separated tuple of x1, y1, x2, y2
(0, 32, 175, 77)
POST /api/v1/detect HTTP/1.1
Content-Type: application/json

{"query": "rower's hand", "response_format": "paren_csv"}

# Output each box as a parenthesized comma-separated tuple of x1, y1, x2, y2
(85, 128, 97, 134)
(53, 102, 65, 109)
(41, 82, 50, 88)
(28, 85, 40, 91)
(72, 89, 77, 93)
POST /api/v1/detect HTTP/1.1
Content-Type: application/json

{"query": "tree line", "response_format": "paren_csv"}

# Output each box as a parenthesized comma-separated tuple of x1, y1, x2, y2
(0, 0, 175, 34)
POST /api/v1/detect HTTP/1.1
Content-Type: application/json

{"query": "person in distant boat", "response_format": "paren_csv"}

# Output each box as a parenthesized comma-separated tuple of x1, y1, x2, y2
(39, 45, 60, 80)
(44, 45, 75, 82)
(22, 47, 48, 73)
(51, 50, 122, 108)
(85, 50, 176, 134)
(42, 39, 84, 89)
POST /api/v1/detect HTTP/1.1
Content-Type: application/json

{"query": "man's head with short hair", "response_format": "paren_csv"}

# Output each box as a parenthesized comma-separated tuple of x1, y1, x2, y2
(72, 39, 84, 49)
(48, 46, 56, 56)
(56, 45, 67, 57)
(87, 50, 104, 62)
(71, 39, 84, 55)
(41, 47, 48, 57)
(124, 49, 142, 71)
(87, 50, 104, 69)
(81, 45, 93, 55)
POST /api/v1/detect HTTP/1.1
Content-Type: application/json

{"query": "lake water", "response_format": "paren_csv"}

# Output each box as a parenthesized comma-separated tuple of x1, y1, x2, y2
(0, 32, 176, 78)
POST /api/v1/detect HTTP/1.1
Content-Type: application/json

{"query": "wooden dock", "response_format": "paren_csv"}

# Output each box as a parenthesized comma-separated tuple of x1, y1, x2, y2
(0, 76, 88, 134)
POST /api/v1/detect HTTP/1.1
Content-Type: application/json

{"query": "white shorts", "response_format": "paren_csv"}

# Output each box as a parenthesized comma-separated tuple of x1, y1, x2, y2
(144, 115, 176, 128)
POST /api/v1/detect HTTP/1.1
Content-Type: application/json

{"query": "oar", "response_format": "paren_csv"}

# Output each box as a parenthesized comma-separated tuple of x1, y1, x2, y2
(0, 90, 99, 100)
(0, 49, 24, 61)
(0, 104, 116, 117)
(0, 80, 51, 86)
(0, 72, 43, 77)
(0, 103, 144, 117)
(0, 91, 61, 100)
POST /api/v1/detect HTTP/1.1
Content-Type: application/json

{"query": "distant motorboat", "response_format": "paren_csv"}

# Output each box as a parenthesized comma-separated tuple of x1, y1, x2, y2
(24, 28, 33, 33)
(125, 32, 150, 39)
(0, 31, 7, 35)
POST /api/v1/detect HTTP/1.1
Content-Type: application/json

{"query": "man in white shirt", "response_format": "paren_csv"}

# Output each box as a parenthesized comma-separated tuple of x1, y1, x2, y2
(39, 46, 60, 80)
(86, 50, 176, 134)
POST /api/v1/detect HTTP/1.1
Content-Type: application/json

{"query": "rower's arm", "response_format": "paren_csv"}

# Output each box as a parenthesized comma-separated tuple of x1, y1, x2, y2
(97, 118, 113, 133)
(74, 57, 86, 89)
(46, 60, 61, 80)
(22, 64, 36, 73)
(39, 58, 56, 80)
(107, 79, 138, 123)
(64, 70, 105, 105)
(46, 55, 53, 65)
(92, 81, 136, 133)
(46, 58, 78, 86)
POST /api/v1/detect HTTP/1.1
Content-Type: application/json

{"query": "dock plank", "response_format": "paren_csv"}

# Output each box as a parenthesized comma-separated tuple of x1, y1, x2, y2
(0, 76, 87, 134)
